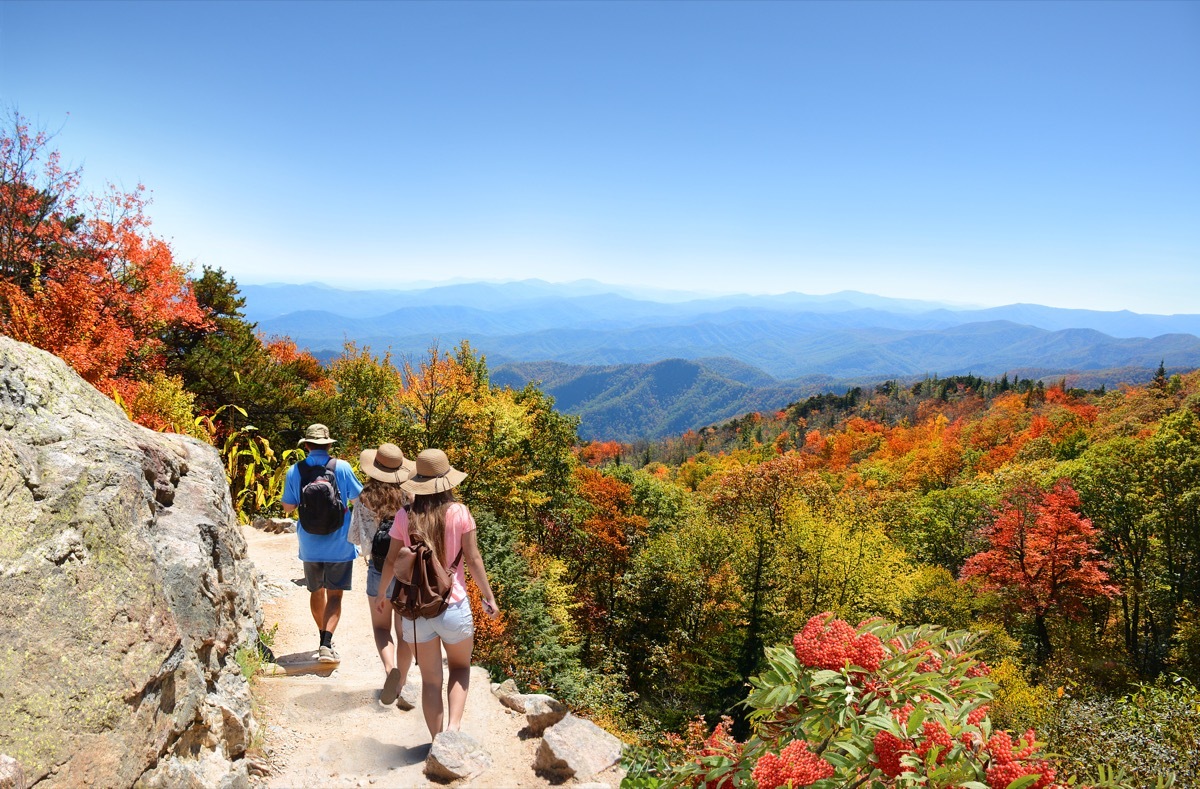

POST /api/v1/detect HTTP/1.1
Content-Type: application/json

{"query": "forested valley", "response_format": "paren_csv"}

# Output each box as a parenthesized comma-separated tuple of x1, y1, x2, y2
(5, 113, 1200, 787)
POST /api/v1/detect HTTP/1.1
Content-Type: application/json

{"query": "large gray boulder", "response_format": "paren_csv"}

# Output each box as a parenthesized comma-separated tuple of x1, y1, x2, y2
(425, 730, 492, 781)
(0, 337, 262, 787)
(535, 714, 623, 781)
(523, 693, 569, 735)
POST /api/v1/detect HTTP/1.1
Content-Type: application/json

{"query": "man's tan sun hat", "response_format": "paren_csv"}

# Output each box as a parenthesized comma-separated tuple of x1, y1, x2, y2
(400, 449, 467, 495)
(298, 423, 336, 447)
(359, 443, 415, 484)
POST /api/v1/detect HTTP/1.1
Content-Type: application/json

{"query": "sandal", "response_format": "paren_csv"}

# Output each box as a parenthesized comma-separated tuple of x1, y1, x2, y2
(381, 667, 402, 704)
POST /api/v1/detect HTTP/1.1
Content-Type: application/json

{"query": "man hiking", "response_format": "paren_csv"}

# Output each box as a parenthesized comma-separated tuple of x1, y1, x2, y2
(282, 423, 363, 663)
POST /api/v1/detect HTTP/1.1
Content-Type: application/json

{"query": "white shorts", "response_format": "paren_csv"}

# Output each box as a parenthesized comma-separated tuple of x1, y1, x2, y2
(399, 598, 474, 645)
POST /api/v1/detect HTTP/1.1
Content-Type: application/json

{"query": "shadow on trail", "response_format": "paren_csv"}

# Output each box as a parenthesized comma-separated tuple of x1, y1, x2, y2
(265, 651, 339, 677)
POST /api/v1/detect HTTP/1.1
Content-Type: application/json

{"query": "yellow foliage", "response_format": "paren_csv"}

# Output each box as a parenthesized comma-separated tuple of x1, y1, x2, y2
(114, 372, 208, 439)
(988, 658, 1051, 732)
(776, 504, 913, 630)
(525, 549, 581, 645)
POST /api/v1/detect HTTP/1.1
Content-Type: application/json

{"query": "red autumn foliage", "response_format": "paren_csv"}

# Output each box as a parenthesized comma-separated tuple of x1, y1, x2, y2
(264, 336, 325, 382)
(580, 439, 625, 467)
(570, 467, 649, 645)
(1, 115, 209, 394)
(961, 480, 1118, 620)
(961, 480, 1118, 660)
(0, 115, 83, 288)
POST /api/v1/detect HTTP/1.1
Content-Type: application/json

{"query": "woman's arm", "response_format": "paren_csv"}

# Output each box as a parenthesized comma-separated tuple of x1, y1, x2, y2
(461, 529, 498, 618)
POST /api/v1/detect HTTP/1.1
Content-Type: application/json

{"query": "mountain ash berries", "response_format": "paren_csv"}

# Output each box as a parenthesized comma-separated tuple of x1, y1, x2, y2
(750, 740, 835, 789)
(792, 612, 886, 672)
(668, 615, 1073, 789)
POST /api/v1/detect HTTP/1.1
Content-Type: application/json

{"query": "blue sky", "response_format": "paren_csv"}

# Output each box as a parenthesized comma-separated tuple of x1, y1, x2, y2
(1, 1, 1197, 313)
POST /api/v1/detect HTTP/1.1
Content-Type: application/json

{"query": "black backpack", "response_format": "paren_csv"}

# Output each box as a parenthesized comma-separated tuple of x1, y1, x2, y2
(370, 504, 410, 571)
(370, 515, 395, 572)
(296, 459, 346, 535)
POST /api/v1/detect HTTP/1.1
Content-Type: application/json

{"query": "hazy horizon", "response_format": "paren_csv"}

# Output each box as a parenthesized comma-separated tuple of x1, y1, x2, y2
(241, 277, 1199, 317)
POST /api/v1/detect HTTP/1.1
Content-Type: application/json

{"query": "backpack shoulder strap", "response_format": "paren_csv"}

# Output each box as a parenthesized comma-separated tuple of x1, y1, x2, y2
(297, 460, 321, 482)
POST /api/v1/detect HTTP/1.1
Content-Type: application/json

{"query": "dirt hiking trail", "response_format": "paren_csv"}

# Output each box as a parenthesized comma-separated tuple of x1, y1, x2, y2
(245, 524, 622, 788)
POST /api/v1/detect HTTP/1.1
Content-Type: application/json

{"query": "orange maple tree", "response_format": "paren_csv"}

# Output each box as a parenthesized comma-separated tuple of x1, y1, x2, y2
(571, 467, 648, 650)
(579, 439, 625, 466)
(960, 479, 1119, 661)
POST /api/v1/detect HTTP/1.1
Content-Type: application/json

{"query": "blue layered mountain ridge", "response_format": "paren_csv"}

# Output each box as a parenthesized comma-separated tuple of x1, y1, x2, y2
(243, 280, 1200, 440)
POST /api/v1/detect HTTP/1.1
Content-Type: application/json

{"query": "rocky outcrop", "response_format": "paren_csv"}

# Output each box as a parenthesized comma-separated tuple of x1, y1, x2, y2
(490, 681, 569, 735)
(250, 517, 293, 534)
(0, 337, 262, 787)
(492, 678, 526, 713)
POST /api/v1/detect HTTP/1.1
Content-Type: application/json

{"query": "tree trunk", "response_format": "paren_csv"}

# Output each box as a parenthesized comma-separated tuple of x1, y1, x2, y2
(1035, 613, 1052, 664)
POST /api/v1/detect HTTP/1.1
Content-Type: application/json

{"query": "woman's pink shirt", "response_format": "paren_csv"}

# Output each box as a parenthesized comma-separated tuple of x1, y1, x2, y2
(390, 502, 475, 603)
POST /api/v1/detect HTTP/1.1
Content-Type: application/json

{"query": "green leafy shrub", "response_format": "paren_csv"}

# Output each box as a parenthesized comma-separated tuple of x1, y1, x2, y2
(1045, 675, 1198, 787)
(202, 406, 302, 524)
(233, 623, 278, 680)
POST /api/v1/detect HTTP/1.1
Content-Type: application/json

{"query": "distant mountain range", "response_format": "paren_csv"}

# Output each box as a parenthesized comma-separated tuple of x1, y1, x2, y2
(241, 280, 1200, 439)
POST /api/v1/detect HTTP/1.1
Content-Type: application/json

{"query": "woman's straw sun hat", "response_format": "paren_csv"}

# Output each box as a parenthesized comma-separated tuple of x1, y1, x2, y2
(400, 449, 467, 495)
(359, 443, 415, 484)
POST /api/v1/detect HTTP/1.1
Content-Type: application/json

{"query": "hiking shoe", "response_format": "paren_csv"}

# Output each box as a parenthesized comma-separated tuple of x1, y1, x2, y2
(381, 668, 403, 704)
(317, 645, 340, 664)
(396, 681, 419, 711)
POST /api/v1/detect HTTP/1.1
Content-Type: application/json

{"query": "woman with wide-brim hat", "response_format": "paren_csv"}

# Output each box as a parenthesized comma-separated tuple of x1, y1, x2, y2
(348, 443, 417, 708)
(375, 448, 499, 739)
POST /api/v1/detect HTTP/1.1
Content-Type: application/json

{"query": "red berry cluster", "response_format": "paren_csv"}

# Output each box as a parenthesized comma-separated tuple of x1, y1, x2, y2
(854, 631, 887, 672)
(917, 652, 943, 673)
(966, 661, 991, 678)
(793, 613, 887, 672)
(984, 730, 1059, 789)
(872, 730, 910, 778)
(751, 740, 835, 789)
(873, 707, 957, 777)
(914, 720, 952, 764)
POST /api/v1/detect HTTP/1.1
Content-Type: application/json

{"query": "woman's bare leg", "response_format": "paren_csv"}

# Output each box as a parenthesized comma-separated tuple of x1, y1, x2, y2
(416, 638, 444, 737)
(370, 597, 396, 673)
(443, 636, 474, 731)
(394, 610, 413, 681)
